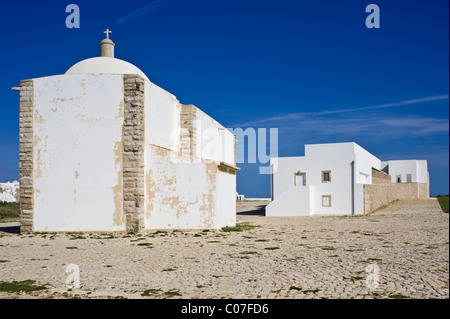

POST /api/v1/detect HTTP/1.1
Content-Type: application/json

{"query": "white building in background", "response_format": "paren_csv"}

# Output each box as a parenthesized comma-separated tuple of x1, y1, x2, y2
(381, 159, 429, 184)
(266, 143, 429, 216)
(0, 181, 20, 203)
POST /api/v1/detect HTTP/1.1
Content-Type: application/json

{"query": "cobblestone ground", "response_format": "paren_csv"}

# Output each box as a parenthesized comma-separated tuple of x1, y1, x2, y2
(0, 199, 448, 299)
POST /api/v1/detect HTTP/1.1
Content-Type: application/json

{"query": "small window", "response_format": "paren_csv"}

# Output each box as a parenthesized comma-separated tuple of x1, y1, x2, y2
(396, 175, 402, 183)
(322, 171, 331, 183)
(322, 195, 332, 207)
(294, 171, 306, 186)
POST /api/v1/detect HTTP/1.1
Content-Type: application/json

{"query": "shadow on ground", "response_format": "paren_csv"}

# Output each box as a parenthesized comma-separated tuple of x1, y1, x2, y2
(0, 225, 20, 234)
(237, 204, 267, 216)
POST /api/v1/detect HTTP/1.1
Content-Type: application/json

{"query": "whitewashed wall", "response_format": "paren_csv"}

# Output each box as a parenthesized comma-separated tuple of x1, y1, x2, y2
(354, 183, 365, 215)
(143, 84, 236, 230)
(270, 143, 379, 216)
(266, 185, 314, 216)
(417, 160, 429, 183)
(215, 169, 237, 227)
(145, 81, 181, 152)
(270, 156, 305, 200)
(306, 143, 356, 215)
(386, 160, 429, 183)
(196, 110, 235, 166)
(270, 143, 430, 217)
(353, 144, 382, 184)
(32, 74, 126, 232)
(144, 146, 235, 230)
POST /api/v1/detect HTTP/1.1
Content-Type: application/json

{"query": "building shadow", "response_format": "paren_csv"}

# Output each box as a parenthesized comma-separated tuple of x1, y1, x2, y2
(237, 204, 267, 216)
(0, 225, 20, 234)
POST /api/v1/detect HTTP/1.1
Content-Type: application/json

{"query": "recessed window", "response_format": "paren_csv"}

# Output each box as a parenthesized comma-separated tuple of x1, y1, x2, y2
(396, 175, 402, 183)
(294, 171, 306, 186)
(322, 195, 332, 207)
(322, 171, 331, 183)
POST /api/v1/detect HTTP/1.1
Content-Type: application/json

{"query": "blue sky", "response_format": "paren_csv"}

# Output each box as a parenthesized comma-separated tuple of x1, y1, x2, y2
(0, 0, 448, 197)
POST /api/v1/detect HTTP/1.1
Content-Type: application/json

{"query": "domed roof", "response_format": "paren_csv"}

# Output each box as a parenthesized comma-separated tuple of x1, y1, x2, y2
(66, 57, 150, 82)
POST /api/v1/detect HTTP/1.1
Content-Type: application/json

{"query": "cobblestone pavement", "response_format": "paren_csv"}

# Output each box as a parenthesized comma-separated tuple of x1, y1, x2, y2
(0, 199, 448, 299)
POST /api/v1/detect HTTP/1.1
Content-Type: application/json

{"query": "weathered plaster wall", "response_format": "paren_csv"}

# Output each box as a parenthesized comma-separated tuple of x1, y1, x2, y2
(20, 70, 237, 232)
(32, 74, 126, 232)
(142, 80, 236, 230)
(144, 145, 235, 230)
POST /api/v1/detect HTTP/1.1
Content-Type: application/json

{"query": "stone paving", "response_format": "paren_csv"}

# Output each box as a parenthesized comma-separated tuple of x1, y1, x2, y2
(0, 199, 448, 299)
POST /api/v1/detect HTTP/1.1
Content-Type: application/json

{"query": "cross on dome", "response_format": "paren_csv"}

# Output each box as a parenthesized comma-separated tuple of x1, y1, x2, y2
(100, 28, 115, 57)
(104, 28, 112, 39)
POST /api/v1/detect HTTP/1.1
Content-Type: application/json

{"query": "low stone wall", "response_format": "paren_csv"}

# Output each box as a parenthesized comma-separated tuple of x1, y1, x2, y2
(396, 183, 429, 200)
(371, 168, 392, 185)
(418, 183, 429, 200)
(396, 183, 419, 200)
(364, 182, 429, 214)
(363, 167, 430, 214)
(363, 184, 397, 214)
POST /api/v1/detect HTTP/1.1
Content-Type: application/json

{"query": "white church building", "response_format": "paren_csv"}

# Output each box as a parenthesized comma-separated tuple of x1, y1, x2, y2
(17, 30, 238, 233)
(267, 142, 429, 216)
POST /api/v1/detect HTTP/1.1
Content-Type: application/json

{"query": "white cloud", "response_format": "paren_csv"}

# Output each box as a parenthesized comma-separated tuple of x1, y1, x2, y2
(116, 0, 176, 26)
(233, 94, 449, 127)
(281, 116, 449, 138)
(378, 117, 449, 135)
